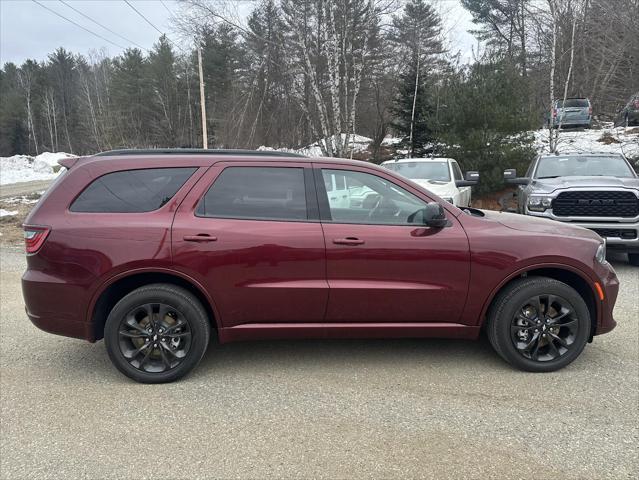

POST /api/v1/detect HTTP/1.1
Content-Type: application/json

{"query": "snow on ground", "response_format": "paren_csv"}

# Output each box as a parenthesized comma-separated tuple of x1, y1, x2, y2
(259, 133, 372, 157)
(533, 124, 639, 160)
(0, 209, 19, 217)
(0, 152, 75, 185)
(381, 136, 402, 146)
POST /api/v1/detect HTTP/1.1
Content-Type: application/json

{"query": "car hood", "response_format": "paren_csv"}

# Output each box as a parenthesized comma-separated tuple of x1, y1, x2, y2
(479, 210, 602, 241)
(411, 179, 456, 197)
(530, 176, 639, 194)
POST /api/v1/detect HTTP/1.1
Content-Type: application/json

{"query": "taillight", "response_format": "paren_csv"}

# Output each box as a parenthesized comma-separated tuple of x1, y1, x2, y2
(552, 108, 557, 117)
(23, 226, 50, 255)
(633, 100, 639, 109)
(588, 106, 593, 115)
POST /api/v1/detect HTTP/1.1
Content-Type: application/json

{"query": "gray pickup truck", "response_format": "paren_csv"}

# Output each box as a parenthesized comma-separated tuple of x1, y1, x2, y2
(504, 153, 639, 265)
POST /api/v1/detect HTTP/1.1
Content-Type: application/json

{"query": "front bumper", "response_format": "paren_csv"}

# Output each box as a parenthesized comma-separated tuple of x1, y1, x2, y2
(594, 261, 619, 335)
(526, 210, 639, 253)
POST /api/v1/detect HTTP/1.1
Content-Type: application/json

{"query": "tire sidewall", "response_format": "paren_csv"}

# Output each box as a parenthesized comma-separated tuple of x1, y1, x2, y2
(494, 281, 591, 372)
(104, 286, 210, 383)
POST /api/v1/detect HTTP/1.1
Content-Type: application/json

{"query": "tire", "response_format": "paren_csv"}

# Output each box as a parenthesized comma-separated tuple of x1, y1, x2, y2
(486, 277, 590, 372)
(104, 284, 211, 383)
(628, 253, 639, 266)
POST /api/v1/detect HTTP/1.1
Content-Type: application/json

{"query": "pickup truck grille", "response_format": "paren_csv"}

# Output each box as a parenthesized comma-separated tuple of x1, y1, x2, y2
(552, 191, 639, 217)
(592, 228, 637, 240)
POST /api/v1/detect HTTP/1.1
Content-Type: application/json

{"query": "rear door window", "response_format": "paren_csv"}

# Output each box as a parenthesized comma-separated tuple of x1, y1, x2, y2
(196, 166, 308, 221)
(70, 167, 196, 213)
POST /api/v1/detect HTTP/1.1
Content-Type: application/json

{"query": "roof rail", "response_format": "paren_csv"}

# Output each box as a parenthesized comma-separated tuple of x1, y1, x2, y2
(93, 148, 306, 158)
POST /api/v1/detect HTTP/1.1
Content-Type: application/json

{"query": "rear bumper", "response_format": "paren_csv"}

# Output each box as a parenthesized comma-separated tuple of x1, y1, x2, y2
(22, 271, 94, 341)
(553, 117, 591, 127)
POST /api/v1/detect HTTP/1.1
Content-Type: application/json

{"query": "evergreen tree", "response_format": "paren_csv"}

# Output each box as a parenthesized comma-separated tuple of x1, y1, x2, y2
(0, 64, 28, 156)
(437, 61, 536, 194)
(111, 48, 152, 147)
(389, 0, 443, 157)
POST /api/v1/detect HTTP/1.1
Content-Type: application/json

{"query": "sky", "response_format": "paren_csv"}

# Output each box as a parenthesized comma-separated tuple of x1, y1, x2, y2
(0, 0, 477, 66)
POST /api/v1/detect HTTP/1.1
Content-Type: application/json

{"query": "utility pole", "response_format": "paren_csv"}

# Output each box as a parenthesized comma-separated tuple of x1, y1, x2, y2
(197, 46, 208, 149)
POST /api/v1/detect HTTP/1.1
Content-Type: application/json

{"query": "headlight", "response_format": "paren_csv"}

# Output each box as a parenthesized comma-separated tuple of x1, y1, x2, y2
(527, 195, 553, 212)
(442, 197, 454, 204)
(595, 239, 607, 264)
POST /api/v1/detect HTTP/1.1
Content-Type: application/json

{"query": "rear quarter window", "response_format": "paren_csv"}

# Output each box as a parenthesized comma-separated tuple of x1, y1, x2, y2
(70, 167, 196, 213)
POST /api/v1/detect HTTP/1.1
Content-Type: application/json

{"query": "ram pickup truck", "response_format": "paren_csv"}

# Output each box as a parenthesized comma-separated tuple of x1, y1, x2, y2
(505, 153, 639, 265)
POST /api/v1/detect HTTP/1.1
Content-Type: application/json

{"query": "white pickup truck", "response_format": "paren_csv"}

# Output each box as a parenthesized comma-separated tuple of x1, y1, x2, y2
(381, 157, 479, 207)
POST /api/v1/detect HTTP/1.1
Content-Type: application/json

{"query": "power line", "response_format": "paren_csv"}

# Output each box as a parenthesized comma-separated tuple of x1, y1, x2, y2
(123, 0, 187, 54)
(31, 0, 126, 50)
(123, 0, 164, 37)
(58, 0, 148, 52)
(159, 0, 173, 17)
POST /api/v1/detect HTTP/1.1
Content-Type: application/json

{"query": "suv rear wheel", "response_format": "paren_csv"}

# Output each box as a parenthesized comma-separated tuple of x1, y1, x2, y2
(628, 253, 639, 266)
(487, 277, 590, 372)
(104, 284, 211, 383)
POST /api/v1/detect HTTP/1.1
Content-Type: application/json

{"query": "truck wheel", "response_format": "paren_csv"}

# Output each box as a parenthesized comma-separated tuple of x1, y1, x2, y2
(486, 277, 590, 372)
(104, 284, 211, 383)
(628, 254, 639, 266)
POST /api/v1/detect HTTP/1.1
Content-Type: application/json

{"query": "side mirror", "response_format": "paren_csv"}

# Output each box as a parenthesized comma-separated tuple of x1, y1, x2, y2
(409, 202, 448, 228)
(504, 168, 530, 185)
(455, 171, 479, 187)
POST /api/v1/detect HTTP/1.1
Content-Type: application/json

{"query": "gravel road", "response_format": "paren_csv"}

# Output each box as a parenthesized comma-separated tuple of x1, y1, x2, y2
(0, 180, 51, 199)
(1, 247, 637, 479)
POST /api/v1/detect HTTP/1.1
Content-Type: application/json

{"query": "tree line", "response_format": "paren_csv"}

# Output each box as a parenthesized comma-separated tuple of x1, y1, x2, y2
(1, 0, 637, 192)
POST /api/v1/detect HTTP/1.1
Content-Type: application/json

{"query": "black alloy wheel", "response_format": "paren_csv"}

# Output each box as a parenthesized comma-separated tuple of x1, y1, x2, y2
(105, 284, 210, 383)
(487, 277, 590, 372)
(118, 303, 192, 373)
(510, 294, 579, 362)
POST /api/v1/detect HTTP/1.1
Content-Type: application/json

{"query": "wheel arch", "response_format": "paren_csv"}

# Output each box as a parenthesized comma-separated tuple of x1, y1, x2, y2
(88, 269, 220, 341)
(480, 265, 599, 338)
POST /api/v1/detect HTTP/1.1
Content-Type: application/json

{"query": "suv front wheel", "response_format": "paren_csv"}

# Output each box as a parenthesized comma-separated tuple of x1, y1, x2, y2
(104, 284, 211, 383)
(487, 277, 590, 372)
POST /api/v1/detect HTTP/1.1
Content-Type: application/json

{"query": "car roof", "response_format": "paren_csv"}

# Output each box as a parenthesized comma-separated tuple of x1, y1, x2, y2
(93, 148, 306, 158)
(381, 157, 454, 164)
(68, 149, 385, 171)
(539, 152, 624, 159)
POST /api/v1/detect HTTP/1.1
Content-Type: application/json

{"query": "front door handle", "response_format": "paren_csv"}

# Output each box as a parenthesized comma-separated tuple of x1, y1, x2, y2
(333, 237, 365, 246)
(183, 234, 217, 242)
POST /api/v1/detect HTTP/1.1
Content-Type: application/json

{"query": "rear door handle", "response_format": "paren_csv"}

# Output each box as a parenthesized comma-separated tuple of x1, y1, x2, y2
(183, 234, 217, 242)
(333, 237, 365, 246)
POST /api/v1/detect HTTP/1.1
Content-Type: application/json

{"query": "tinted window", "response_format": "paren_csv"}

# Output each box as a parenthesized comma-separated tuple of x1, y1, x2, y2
(557, 99, 589, 108)
(384, 161, 451, 182)
(197, 167, 307, 221)
(71, 167, 196, 213)
(535, 156, 635, 179)
(321, 169, 426, 225)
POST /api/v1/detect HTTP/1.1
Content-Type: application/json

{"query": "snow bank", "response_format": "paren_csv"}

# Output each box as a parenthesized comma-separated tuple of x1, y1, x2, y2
(533, 124, 639, 160)
(259, 133, 372, 157)
(0, 152, 76, 185)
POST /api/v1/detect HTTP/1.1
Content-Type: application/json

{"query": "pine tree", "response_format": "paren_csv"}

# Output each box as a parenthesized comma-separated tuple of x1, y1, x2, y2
(389, 0, 443, 157)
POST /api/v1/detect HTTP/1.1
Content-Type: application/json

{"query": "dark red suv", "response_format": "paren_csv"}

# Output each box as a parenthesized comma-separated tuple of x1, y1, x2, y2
(22, 150, 619, 383)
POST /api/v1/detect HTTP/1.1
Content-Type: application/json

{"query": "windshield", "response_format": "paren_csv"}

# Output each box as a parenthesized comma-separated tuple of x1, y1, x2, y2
(384, 161, 450, 182)
(535, 156, 635, 179)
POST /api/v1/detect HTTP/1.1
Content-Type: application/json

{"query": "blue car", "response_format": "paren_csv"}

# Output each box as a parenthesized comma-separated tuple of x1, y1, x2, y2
(551, 97, 592, 128)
